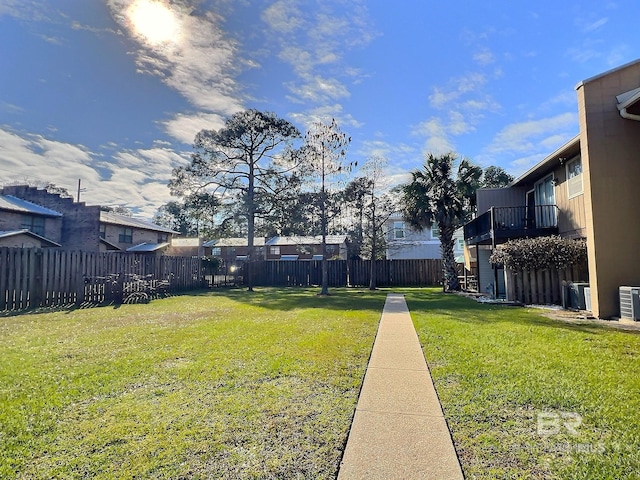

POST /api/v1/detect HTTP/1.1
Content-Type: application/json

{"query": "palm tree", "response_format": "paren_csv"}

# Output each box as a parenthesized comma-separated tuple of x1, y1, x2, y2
(401, 152, 482, 291)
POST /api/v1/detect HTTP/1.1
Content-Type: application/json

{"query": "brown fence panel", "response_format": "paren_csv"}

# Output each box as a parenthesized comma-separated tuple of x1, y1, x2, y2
(506, 266, 590, 306)
(0, 248, 205, 313)
(346, 259, 443, 288)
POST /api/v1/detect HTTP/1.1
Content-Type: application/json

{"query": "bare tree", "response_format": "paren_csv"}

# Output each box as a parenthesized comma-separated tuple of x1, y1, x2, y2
(358, 156, 396, 289)
(303, 118, 352, 295)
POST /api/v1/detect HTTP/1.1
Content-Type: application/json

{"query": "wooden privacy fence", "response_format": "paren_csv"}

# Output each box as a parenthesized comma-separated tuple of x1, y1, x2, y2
(248, 259, 444, 288)
(0, 248, 204, 312)
(504, 264, 589, 306)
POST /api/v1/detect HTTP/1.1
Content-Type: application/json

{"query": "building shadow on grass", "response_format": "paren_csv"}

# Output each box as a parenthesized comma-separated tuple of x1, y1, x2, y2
(402, 290, 640, 336)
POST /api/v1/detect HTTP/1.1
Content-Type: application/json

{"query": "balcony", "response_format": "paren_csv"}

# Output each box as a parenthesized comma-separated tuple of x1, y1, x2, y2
(464, 205, 559, 245)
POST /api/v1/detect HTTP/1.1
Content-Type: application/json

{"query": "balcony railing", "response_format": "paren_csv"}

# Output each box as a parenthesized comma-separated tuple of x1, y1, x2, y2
(464, 205, 559, 245)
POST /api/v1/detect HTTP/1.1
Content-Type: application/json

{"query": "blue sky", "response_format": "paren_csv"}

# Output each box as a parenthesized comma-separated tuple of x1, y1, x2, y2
(1, 0, 639, 217)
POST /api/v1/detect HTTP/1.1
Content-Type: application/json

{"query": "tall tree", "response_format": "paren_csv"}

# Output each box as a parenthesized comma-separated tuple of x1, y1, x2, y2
(401, 152, 482, 292)
(153, 191, 220, 237)
(303, 118, 352, 295)
(100, 205, 132, 216)
(169, 109, 301, 291)
(358, 156, 396, 290)
(342, 176, 370, 258)
(482, 165, 514, 188)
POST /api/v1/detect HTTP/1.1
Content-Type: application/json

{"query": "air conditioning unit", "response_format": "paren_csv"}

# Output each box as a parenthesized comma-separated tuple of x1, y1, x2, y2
(569, 283, 589, 310)
(619, 286, 640, 321)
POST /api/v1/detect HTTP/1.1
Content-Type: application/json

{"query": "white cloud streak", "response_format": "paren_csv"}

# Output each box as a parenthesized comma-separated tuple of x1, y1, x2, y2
(476, 112, 578, 174)
(0, 127, 187, 217)
(105, 1, 244, 141)
(261, 0, 376, 111)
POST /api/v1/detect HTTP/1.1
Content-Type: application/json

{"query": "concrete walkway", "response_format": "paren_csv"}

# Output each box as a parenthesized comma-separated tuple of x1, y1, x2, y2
(338, 293, 464, 479)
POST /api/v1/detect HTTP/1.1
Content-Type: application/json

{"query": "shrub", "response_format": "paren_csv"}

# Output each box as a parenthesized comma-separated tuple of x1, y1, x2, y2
(489, 236, 587, 271)
(201, 256, 221, 274)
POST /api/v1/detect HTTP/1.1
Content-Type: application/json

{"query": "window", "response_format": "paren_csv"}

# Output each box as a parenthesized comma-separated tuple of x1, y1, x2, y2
(566, 156, 583, 198)
(21, 215, 45, 236)
(431, 224, 440, 239)
(119, 227, 133, 243)
(393, 221, 405, 239)
(270, 246, 280, 255)
(457, 238, 465, 250)
(99, 223, 106, 239)
(158, 233, 168, 243)
(211, 247, 221, 256)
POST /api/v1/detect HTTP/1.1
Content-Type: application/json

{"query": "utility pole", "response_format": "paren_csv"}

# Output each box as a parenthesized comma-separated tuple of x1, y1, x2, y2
(77, 179, 86, 203)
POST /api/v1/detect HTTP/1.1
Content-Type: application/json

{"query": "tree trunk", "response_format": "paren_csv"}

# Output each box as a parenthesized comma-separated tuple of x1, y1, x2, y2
(320, 194, 329, 295)
(320, 164, 329, 295)
(440, 224, 460, 292)
(368, 198, 377, 290)
(246, 157, 255, 292)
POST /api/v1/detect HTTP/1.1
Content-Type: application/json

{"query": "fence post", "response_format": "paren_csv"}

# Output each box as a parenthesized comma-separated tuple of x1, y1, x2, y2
(505, 268, 515, 301)
(75, 251, 85, 307)
(32, 249, 44, 308)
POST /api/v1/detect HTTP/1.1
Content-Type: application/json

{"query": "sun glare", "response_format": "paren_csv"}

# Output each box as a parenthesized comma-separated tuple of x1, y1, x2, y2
(128, 0, 179, 44)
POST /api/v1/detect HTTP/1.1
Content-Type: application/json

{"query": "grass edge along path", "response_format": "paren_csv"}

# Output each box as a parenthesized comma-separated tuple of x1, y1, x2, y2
(0, 288, 386, 479)
(405, 288, 640, 480)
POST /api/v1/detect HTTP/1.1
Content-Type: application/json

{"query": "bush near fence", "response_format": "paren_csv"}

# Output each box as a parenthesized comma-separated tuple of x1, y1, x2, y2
(0, 248, 204, 312)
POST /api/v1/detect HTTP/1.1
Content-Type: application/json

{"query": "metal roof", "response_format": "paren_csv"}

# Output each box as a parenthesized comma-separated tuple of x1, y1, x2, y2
(204, 237, 266, 247)
(100, 211, 176, 234)
(0, 229, 61, 247)
(0, 195, 63, 217)
(266, 235, 348, 246)
(126, 242, 170, 252)
(99, 237, 121, 251)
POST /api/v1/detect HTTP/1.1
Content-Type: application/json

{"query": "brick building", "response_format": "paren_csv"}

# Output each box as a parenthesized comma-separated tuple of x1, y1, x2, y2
(0, 185, 176, 252)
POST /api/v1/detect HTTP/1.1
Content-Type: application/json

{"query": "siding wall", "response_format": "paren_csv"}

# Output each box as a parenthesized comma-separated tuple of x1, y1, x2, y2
(476, 187, 528, 213)
(386, 241, 441, 260)
(551, 162, 588, 238)
(385, 217, 441, 260)
(578, 60, 640, 318)
(477, 246, 504, 296)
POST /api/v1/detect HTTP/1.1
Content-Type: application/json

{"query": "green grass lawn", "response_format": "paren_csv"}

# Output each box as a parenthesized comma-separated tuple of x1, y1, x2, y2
(0, 288, 386, 479)
(405, 289, 640, 480)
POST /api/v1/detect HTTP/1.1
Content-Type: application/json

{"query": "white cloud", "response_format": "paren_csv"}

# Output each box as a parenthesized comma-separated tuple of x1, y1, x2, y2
(262, 0, 303, 34)
(289, 104, 363, 131)
(287, 75, 350, 103)
(475, 112, 578, 175)
(262, 0, 376, 119)
(577, 16, 609, 33)
(0, 127, 185, 217)
(412, 118, 455, 156)
(161, 112, 226, 144)
(358, 138, 414, 158)
(473, 48, 495, 66)
(428, 73, 488, 109)
(106, 1, 244, 117)
(488, 112, 577, 155)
